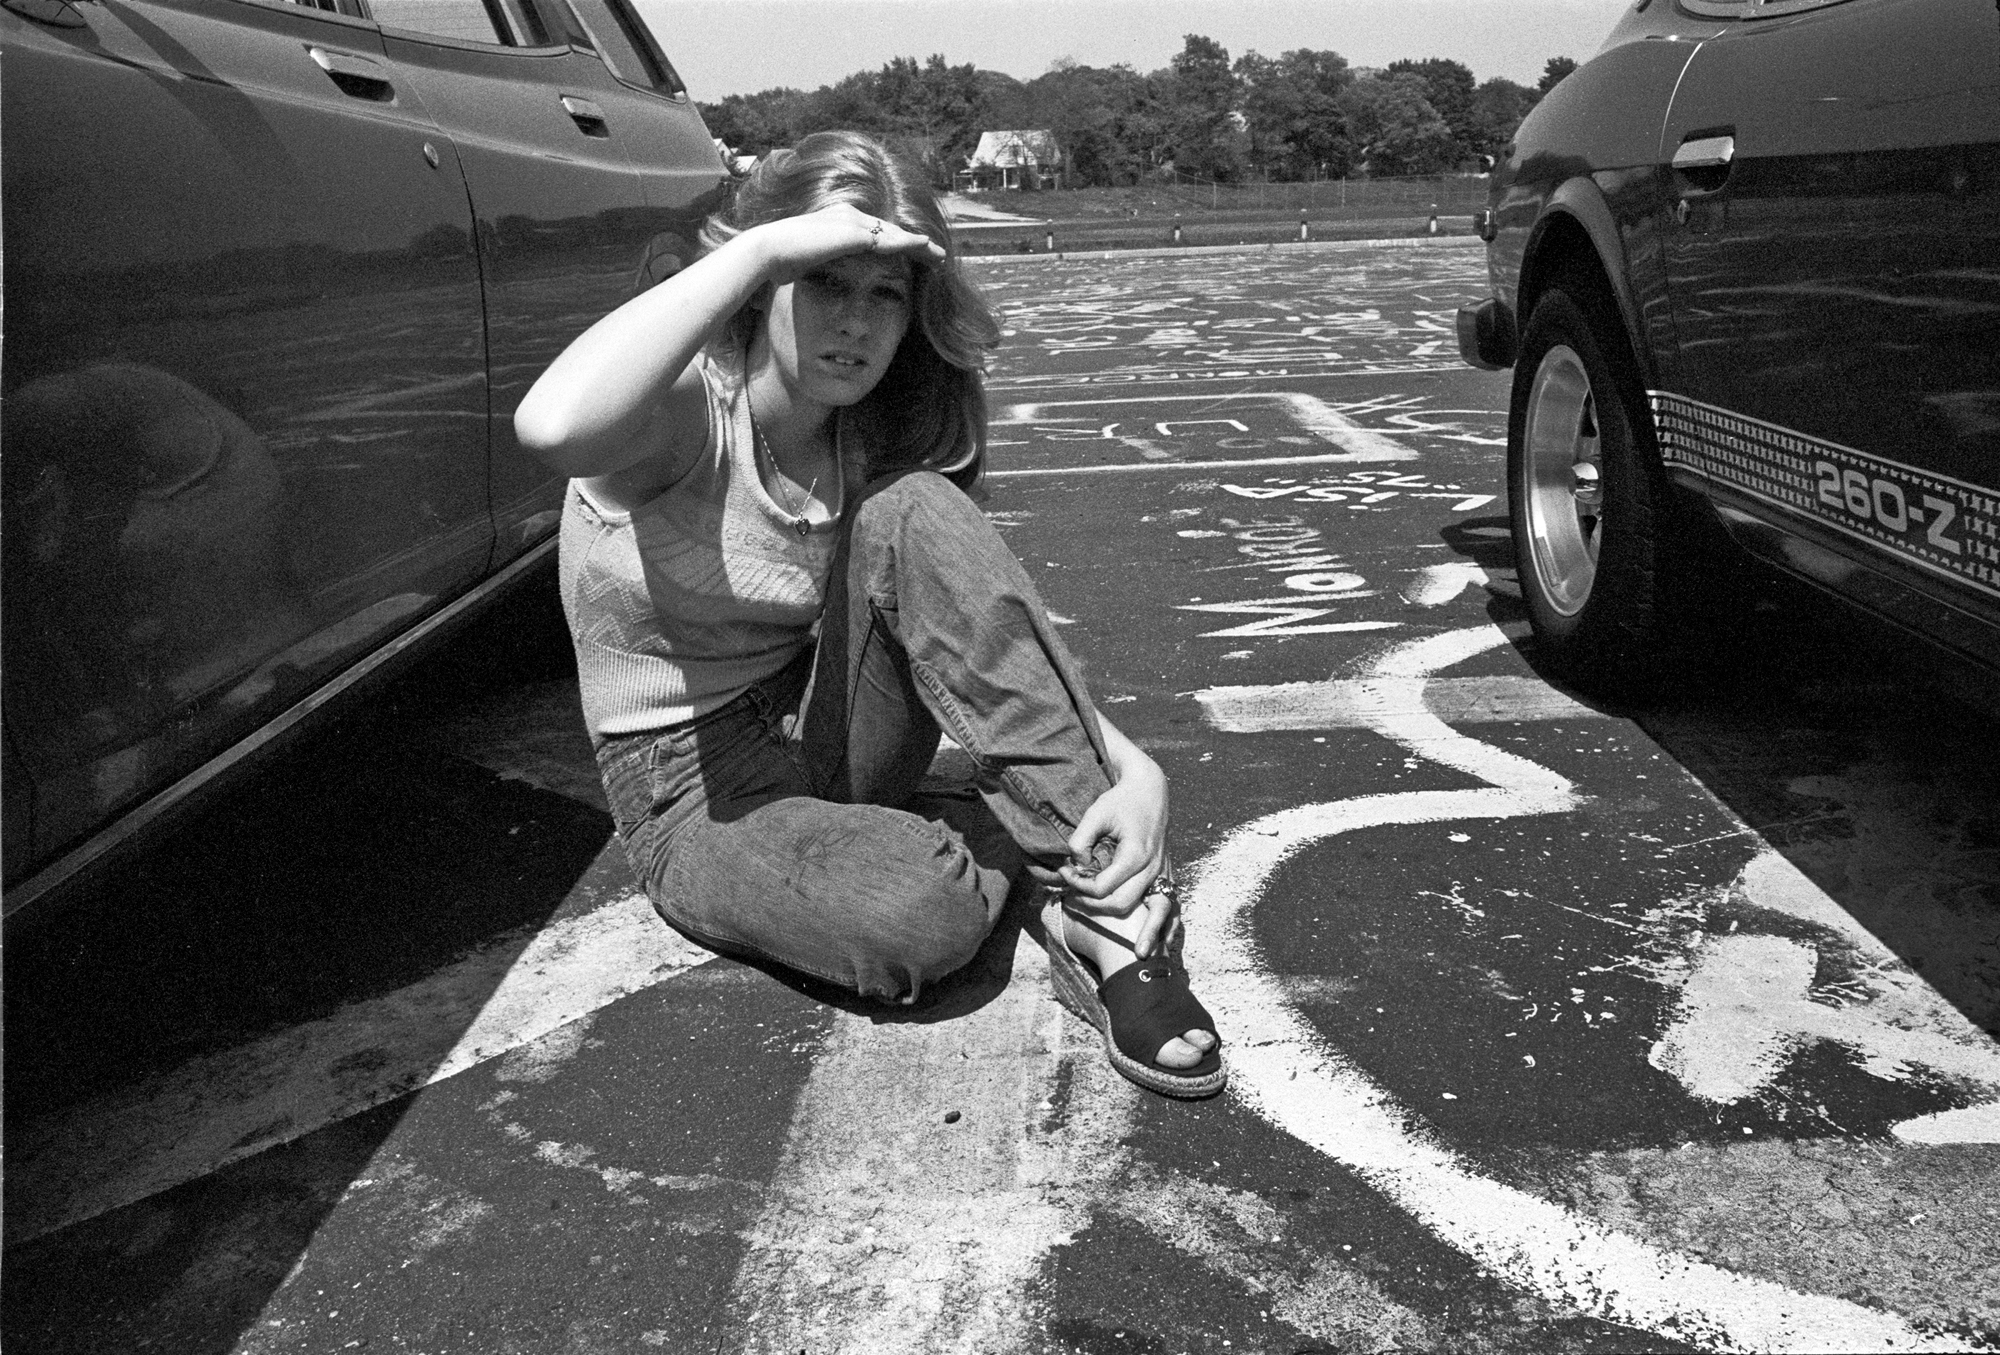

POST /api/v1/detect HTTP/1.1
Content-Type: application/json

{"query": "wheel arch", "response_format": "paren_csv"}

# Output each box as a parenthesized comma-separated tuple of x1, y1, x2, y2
(1516, 179, 1658, 391)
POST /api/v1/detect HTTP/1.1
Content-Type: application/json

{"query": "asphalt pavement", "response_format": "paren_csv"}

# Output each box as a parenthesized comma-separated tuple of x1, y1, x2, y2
(5, 239, 1997, 1355)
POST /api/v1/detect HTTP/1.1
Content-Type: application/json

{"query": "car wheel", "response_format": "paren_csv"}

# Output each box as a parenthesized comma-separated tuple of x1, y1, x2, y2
(1508, 273, 1696, 696)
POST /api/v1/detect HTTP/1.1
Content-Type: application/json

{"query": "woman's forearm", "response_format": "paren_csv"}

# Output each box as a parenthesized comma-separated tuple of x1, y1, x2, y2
(1098, 713, 1164, 792)
(1060, 710, 1171, 911)
(512, 231, 780, 478)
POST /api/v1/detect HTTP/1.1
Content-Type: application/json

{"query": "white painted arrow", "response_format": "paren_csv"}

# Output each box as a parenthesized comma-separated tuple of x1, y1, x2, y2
(1400, 561, 1519, 606)
(1401, 561, 1488, 606)
(1195, 674, 1606, 730)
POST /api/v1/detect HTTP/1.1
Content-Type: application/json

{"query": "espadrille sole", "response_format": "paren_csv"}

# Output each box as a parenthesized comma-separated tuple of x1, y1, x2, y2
(1039, 892, 1227, 1099)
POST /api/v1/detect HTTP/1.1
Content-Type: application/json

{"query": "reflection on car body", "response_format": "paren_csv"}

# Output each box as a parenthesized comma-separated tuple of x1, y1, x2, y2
(1457, 0, 2000, 694)
(1, 0, 727, 908)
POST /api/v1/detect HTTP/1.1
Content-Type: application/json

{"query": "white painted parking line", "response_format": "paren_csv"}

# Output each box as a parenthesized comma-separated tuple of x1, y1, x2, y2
(1197, 674, 1606, 730)
(999, 393, 1411, 462)
(987, 391, 1416, 479)
(10, 881, 711, 1244)
(724, 932, 1137, 1353)
(1185, 625, 1976, 1352)
(989, 452, 1404, 479)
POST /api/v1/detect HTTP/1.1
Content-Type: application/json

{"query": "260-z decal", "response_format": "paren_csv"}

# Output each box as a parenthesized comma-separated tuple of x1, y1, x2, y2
(1650, 390, 2000, 600)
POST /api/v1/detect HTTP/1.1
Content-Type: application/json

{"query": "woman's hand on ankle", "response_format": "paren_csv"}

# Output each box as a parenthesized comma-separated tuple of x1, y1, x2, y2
(1059, 777, 1172, 954)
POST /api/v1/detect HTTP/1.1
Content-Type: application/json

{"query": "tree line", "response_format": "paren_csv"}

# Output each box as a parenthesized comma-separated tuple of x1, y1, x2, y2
(701, 37, 1579, 187)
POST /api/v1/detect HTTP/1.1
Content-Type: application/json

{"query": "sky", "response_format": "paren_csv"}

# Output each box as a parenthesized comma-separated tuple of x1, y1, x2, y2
(632, 0, 1637, 100)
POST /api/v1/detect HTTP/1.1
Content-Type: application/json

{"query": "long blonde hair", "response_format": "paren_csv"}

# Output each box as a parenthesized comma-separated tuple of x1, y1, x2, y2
(699, 131, 1001, 489)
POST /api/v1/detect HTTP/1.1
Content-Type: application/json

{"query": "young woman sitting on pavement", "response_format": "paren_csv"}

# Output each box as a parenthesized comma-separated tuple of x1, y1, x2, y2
(513, 131, 1223, 1097)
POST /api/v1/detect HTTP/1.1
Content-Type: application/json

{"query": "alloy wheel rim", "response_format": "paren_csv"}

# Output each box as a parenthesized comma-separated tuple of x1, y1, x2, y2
(1521, 344, 1603, 618)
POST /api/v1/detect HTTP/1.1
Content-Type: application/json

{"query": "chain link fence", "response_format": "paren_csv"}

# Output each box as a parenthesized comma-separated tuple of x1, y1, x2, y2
(951, 170, 1492, 254)
(1151, 169, 1489, 217)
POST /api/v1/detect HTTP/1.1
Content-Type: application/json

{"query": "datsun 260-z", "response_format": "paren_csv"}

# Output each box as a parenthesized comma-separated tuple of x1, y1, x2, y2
(1458, 0, 2000, 694)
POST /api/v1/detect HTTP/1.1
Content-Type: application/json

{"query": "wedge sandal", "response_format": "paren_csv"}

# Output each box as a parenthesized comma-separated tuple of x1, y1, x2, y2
(1040, 886, 1226, 1099)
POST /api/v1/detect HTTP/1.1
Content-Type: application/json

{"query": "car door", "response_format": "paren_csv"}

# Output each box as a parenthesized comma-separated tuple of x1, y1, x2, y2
(374, 0, 724, 560)
(553, 0, 727, 215)
(1655, 0, 2000, 646)
(2, 0, 491, 876)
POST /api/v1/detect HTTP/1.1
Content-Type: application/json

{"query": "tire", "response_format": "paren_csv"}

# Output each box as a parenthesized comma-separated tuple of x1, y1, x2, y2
(1507, 271, 1705, 698)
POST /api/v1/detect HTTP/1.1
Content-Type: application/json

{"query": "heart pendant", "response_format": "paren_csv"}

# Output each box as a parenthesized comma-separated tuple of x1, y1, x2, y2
(794, 516, 812, 537)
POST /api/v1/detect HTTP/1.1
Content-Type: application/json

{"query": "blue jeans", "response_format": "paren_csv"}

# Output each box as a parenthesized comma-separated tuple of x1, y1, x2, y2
(595, 471, 1114, 1003)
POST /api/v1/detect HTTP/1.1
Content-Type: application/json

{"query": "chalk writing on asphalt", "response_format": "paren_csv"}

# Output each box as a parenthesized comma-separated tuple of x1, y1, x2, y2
(973, 250, 1492, 388)
(1220, 471, 1494, 513)
(1185, 624, 1996, 1350)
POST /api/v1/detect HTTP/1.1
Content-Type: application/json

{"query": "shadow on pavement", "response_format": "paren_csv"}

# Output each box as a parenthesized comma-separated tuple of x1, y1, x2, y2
(0, 584, 611, 1355)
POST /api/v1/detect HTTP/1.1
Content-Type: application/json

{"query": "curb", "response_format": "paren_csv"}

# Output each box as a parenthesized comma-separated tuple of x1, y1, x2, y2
(960, 235, 1486, 265)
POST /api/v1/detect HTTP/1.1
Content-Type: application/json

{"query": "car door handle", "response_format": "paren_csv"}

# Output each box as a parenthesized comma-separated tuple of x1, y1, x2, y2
(1672, 133, 1735, 194)
(308, 46, 395, 102)
(561, 95, 610, 138)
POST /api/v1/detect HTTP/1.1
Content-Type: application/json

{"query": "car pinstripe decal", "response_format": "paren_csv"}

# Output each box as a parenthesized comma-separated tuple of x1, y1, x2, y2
(1650, 389, 2000, 601)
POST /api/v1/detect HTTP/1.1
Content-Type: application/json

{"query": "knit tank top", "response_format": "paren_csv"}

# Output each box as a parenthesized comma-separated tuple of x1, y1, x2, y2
(559, 342, 857, 739)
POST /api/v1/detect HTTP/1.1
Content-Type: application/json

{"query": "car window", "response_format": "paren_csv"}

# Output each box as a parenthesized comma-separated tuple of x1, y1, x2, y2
(366, 0, 548, 46)
(275, 0, 371, 20)
(521, 0, 589, 48)
(367, 0, 499, 42)
(554, 0, 685, 94)
(1752, 0, 1858, 13)
(1680, 0, 1855, 16)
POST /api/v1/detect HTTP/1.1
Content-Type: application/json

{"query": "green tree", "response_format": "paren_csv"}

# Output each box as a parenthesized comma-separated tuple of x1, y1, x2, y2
(1385, 58, 1477, 166)
(971, 68, 1034, 131)
(1023, 59, 1093, 187)
(1469, 76, 1538, 159)
(701, 88, 806, 154)
(1161, 34, 1248, 180)
(705, 57, 994, 182)
(1116, 69, 1175, 179)
(1339, 71, 1458, 176)
(1538, 56, 1579, 94)
(802, 69, 893, 138)
(707, 44, 1544, 188)
(1023, 59, 1156, 187)
(1235, 48, 1354, 180)
(873, 55, 983, 182)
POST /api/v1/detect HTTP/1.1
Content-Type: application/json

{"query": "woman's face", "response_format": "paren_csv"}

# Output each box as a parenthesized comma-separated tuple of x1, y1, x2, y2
(760, 252, 915, 409)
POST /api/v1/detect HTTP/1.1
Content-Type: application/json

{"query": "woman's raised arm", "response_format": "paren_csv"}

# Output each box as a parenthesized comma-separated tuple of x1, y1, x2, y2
(512, 204, 943, 480)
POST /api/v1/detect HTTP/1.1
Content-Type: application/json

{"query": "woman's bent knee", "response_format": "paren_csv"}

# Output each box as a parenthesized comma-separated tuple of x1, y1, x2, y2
(838, 818, 1004, 1000)
(847, 882, 992, 1002)
(642, 798, 1004, 1004)
(848, 470, 982, 555)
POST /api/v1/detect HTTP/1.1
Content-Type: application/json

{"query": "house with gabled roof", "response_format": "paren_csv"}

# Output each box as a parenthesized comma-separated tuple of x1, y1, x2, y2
(956, 130, 1063, 191)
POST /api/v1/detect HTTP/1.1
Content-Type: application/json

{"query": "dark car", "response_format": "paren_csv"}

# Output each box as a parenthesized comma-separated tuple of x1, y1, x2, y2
(3, 0, 728, 909)
(1458, 0, 2000, 695)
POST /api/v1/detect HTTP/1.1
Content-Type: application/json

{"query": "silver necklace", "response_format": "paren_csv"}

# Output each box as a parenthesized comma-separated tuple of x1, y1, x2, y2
(753, 418, 826, 537)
